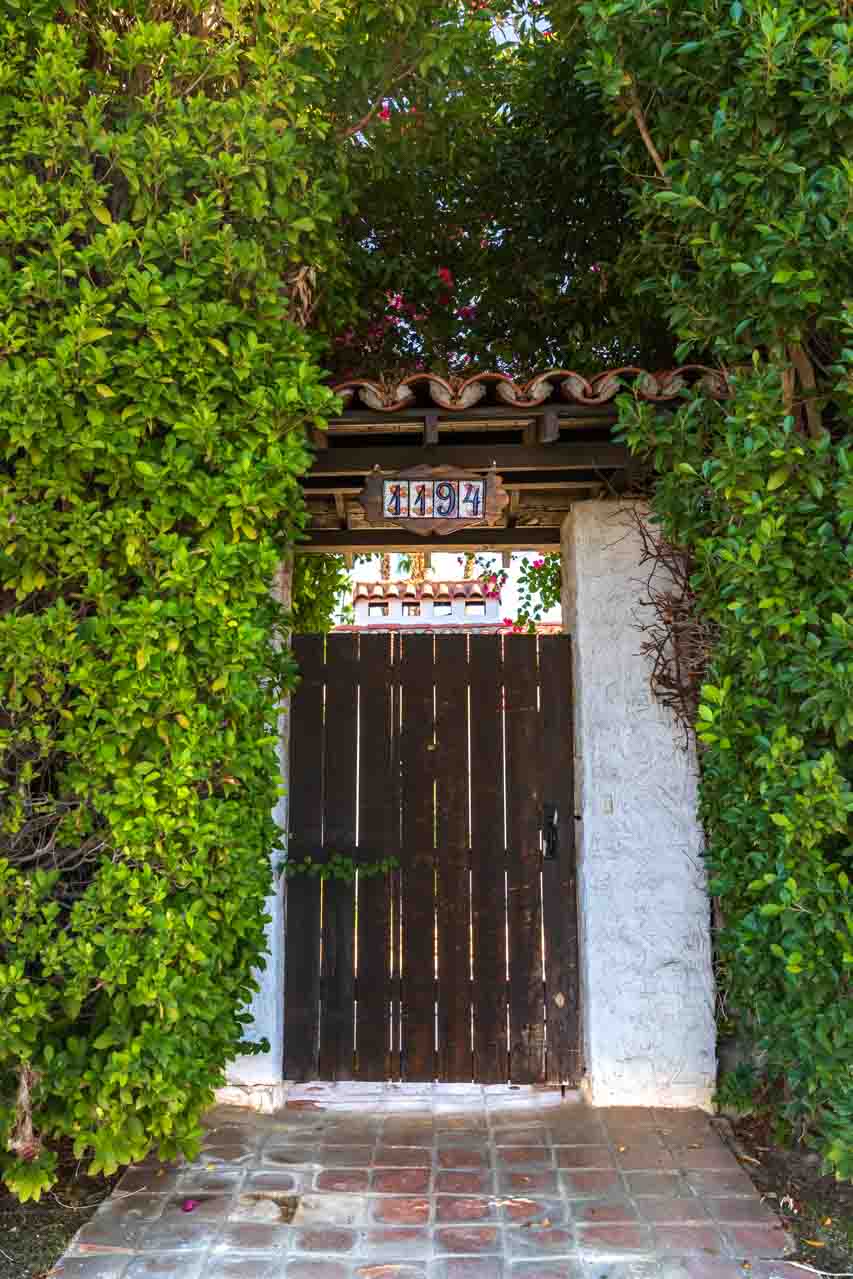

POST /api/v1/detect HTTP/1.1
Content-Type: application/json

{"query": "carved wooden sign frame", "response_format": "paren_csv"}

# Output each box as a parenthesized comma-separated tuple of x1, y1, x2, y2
(359, 464, 509, 537)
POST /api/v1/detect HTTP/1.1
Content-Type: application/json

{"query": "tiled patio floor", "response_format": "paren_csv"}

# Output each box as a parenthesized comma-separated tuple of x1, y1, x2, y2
(53, 1085, 798, 1279)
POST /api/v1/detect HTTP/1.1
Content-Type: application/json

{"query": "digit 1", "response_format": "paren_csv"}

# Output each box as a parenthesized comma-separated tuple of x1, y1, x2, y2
(387, 484, 403, 516)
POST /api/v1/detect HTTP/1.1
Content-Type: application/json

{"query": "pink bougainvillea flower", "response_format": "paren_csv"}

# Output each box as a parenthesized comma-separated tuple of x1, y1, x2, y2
(388, 293, 404, 311)
(378, 102, 391, 122)
(457, 304, 477, 321)
(181, 1199, 200, 1213)
(437, 266, 454, 289)
(532, 558, 545, 569)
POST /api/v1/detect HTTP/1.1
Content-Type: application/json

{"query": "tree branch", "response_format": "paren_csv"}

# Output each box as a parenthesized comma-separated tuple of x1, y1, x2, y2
(338, 61, 419, 140)
(626, 81, 670, 185)
(788, 342, 823, 439)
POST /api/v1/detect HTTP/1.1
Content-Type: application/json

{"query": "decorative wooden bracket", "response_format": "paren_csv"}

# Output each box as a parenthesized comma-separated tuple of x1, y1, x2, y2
(359, 463, 509, 537)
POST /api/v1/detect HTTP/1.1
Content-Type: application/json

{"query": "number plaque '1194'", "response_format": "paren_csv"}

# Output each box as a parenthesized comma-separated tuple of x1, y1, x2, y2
(360, 464, 509, 537)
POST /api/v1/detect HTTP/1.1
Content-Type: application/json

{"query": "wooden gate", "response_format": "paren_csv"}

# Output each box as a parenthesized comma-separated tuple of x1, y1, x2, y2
(283, 632, 580, 1084)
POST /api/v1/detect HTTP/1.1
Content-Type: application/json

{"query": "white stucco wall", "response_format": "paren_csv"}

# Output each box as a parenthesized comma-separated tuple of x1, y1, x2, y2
(220, 559, 291, 1111)
(562, 502, 716, 1108)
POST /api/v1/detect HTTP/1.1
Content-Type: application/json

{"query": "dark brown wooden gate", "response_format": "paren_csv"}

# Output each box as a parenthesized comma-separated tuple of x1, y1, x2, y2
(284, 632, 580, 1084)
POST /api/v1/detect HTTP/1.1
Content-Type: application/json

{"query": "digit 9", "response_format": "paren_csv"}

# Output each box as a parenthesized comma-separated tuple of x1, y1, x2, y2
(434, 480, 458, 517)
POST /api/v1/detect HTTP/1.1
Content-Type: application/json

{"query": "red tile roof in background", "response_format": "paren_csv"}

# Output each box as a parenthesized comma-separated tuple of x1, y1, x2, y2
(353, 579, 493, 602)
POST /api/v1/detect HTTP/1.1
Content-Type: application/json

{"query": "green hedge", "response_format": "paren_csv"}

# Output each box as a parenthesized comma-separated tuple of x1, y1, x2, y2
(620, 369, 853, 1175)
(0, 7, 337, 1200)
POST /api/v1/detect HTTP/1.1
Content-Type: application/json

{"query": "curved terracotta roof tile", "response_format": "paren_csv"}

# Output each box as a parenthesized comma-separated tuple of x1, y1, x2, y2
(330, 366, 729, 413)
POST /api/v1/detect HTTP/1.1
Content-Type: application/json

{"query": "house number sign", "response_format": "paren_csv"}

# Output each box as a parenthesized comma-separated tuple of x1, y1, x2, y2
(360, 464, 509, 537)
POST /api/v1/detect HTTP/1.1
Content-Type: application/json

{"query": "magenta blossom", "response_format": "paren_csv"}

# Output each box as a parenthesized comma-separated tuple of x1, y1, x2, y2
(378, 102, 391, 122)
(532, 558, 545, 569)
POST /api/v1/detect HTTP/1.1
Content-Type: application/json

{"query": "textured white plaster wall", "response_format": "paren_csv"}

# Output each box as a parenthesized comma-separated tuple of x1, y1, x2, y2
(563, 503, 716, 1108)
(224, 558, 291, 1091)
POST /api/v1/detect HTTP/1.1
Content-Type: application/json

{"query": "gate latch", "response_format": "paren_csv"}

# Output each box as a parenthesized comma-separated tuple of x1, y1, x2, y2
(543, 803, 559, 860)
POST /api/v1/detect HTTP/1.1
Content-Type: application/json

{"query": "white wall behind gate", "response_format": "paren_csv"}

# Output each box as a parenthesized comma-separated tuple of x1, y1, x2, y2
(562, 502, 716, 1108)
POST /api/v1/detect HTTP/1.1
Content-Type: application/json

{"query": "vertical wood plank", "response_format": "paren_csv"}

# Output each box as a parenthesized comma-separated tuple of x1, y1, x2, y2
(435, 636, 472, 1081)
(539, 636, 581, 1084)
(399, 633, 436, 1081)
(320, 633, 359, 1079)
(504, 636, 545, 1083)
(468, 635, 508, 1083)
(284, 635, 325, 1081)
(356, 632, 394, 1080)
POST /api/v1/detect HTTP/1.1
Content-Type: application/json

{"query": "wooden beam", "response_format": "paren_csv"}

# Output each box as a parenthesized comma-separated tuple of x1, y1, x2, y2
(308, 442, 627, 476)
(327, 404, 618, 426)
(301, 475, 608, 495)
(298, 528, 562, 553)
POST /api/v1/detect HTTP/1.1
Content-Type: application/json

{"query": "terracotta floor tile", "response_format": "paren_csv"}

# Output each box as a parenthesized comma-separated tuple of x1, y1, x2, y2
(362, 1227, 433, 1259)
(560, 1171, 624, 1198)
(705, 1198, 779, 1225)
(576, 1223, 653, 1254)
(435, 1171, 492, 1195)
(432, 1260, 505, 1278)
(637, 1199, 710, 1224)
(498, 1171, 560, 1195)
(505, 1225, 575, 1257)
(723, 1225, 791, 1257)
(573, 1200, 638, 1225)
(371, 1196, 432, 1225)
(509, 1264, 583, 1279)
(653, 1226, 727, 1255)
(434, 1226, 501, 1254)
(373, 1169, 432, 1194)
(555, 1147, 614, 1170)
(500, 1198, 568, 1227)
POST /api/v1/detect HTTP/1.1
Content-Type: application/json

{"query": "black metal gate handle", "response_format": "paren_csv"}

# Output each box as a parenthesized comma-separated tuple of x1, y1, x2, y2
(543, 803, 559, 860)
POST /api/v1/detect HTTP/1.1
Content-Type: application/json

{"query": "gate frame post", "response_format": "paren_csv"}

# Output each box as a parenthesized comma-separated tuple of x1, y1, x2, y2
(561, 502, 716, 1108)
(218, 555, 292, 1112)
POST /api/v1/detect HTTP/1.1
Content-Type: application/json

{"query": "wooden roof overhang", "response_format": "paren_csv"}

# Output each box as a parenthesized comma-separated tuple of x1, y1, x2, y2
(298, 367, 728, 553)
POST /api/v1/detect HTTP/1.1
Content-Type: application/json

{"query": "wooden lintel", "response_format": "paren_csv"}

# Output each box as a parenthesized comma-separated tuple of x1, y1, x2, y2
(308, 442, 627, 476)
(298, 528, 561, 553)
(328, 404, 618, 426)
(302, 475, 612, 496)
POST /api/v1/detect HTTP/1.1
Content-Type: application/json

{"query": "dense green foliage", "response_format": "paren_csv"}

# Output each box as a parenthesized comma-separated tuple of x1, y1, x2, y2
(325, 22, 675, 377)
(0, 0, 494, 1199)
(565, 0, 853, 1173)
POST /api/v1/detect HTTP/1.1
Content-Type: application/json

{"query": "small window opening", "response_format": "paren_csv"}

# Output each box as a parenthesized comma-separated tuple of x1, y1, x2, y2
(368, 602, 389, 618)
(403, 602, 421, 617)
(433, 601, 452, 617)
(465, 601, 486, 617)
